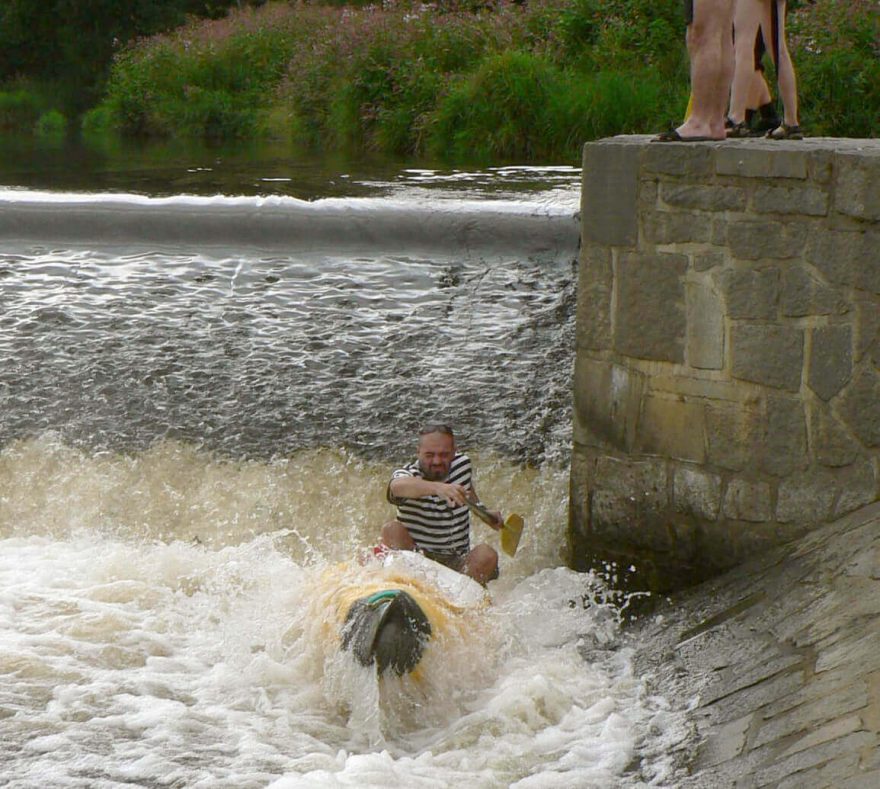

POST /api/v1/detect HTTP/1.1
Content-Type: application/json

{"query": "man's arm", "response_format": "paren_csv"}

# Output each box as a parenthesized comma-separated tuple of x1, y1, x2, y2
(389, 476, 469, 508)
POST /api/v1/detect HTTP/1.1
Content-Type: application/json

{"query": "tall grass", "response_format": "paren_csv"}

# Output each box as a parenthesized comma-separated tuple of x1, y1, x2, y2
(429, 52, 568, 161)
(91, 3, 331, 139)
(788, 0, 879, 138)
(80, 0, 876, 161)
(427, 53, 681, 160)
(278, 2, 523, 153)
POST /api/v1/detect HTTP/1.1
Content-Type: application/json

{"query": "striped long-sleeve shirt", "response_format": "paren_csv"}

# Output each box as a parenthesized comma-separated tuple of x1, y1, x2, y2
(387, 453, 472, 556)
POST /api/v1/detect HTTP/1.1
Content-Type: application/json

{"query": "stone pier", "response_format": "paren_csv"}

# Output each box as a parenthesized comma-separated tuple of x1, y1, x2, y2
(570, 136, 880, 594)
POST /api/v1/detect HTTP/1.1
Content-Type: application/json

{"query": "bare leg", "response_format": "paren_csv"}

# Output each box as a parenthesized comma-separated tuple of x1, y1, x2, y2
(749, 71, 772, 108)
(464, 544, 499, 586)
(380, 521, 498, 585)
(674, 0, 736, 139)
(728, 0, 764, 124)
(772, 0, 799, 126)
(381, 520, 416, 550)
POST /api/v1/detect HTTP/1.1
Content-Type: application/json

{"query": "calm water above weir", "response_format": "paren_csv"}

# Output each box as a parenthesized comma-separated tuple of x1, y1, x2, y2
(0, 139, 690, 787)
(0, 134, 581, 201)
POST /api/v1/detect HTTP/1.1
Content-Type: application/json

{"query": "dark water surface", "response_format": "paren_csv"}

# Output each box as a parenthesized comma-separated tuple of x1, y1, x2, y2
(0, 134, 581, 201)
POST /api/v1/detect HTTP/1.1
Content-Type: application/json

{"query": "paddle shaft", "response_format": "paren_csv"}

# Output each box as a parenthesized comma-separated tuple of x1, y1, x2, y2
(465, 499, 525, 557)
(465, 498, 501, 528)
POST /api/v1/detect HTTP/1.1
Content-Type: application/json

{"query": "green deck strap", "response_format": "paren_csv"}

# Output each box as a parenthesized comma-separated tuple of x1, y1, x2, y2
(365, 590, 401, 606)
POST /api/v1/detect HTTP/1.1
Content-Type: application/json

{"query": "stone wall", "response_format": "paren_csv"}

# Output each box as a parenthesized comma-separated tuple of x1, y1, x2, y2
(571, 136, 880, 593)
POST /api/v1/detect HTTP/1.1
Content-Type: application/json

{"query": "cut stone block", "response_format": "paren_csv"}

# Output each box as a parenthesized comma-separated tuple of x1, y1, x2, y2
(732, 324, 804, 391)
(615, 251, 688, 362)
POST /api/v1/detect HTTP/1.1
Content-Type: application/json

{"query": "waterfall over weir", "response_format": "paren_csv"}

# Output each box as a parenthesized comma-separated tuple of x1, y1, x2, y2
(0, 186, 580, 464)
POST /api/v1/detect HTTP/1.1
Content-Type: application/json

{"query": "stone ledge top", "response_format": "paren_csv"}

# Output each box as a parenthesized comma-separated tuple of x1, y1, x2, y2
(583, 136, 880, 205)
(587, 134, 880, 155)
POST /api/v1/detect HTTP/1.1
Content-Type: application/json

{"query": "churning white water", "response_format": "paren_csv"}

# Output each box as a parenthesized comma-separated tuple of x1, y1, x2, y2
(0, 440, 687, 787)
(0, 165, 689, 787)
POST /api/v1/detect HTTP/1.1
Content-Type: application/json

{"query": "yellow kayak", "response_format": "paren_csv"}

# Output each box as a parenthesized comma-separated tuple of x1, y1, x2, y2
(316, 551, 489, 678)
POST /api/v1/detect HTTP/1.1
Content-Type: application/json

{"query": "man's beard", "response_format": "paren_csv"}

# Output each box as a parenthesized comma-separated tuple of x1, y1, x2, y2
(420, 463, 448, 481)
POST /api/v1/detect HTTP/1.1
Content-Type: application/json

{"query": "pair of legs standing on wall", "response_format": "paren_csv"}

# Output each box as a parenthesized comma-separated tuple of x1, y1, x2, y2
(661, 0, 799, 142)
(728, 0, 800, 138)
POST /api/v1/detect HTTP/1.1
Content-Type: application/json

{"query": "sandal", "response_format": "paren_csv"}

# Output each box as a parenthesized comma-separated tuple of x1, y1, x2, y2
(749, 102, 781, 135)
(766, 124, 804, 140)
(653, 127, 716, 143)
(726, 120, 752, 138)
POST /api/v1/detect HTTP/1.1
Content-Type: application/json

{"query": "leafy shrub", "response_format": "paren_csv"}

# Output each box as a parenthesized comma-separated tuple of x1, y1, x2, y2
(0, 89, 41, 131)
(34, 109, 68, 138)
(428, 51, 571, 160)
(428, 54, 684, 162)
(279, 3, 511, 153)
(97, 3, 327, 138)
(549, 0, 687, 77)
(573, 70, 685, 142)
(80, 104, 119, 137)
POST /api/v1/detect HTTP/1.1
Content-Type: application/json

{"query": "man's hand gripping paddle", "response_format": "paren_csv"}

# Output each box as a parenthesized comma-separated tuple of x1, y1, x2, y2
(465, 499, 524, 557)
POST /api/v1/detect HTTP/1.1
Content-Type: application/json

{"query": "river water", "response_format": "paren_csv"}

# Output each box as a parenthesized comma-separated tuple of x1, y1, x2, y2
(0, 140, 690, 787)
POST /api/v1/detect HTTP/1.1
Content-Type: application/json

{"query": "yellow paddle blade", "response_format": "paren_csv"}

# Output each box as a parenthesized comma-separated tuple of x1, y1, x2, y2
(500, 514, 524, 557)
(464, 500, 524, 557)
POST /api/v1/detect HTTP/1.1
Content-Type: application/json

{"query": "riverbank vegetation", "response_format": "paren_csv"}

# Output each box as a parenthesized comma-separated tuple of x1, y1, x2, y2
(2, 0, 877, 162)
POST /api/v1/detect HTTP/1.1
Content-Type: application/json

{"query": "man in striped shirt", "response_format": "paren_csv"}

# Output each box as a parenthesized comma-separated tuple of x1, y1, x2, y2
(381, 424, 502, 585)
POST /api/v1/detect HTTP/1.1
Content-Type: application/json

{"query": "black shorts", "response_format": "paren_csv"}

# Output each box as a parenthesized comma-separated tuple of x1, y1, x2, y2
(422, 549, 500, 581)
(422, 550, 468, 573)
(684, 0, 693, 25)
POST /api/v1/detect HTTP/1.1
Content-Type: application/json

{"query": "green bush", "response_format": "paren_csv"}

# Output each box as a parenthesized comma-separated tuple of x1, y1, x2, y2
(572, 70, 686, 141)
(92, 0, 695, 157)
(96, 3, 323, 138)
(550, 0, 687, 77)
(34, 109, 68, 138)
(279, 4, 506, 154)
(80, 104, 119, 137)
(428, 55, 684, 162)
(0, 89, 41, 131)
(428, 51, 570, 160)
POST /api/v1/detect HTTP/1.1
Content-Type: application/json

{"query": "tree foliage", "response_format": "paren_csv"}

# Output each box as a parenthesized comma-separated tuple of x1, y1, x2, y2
(0, 0, 243, 108)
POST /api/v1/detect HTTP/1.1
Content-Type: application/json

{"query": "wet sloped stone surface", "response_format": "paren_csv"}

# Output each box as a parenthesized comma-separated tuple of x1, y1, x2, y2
(627, 500, 880, 787)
